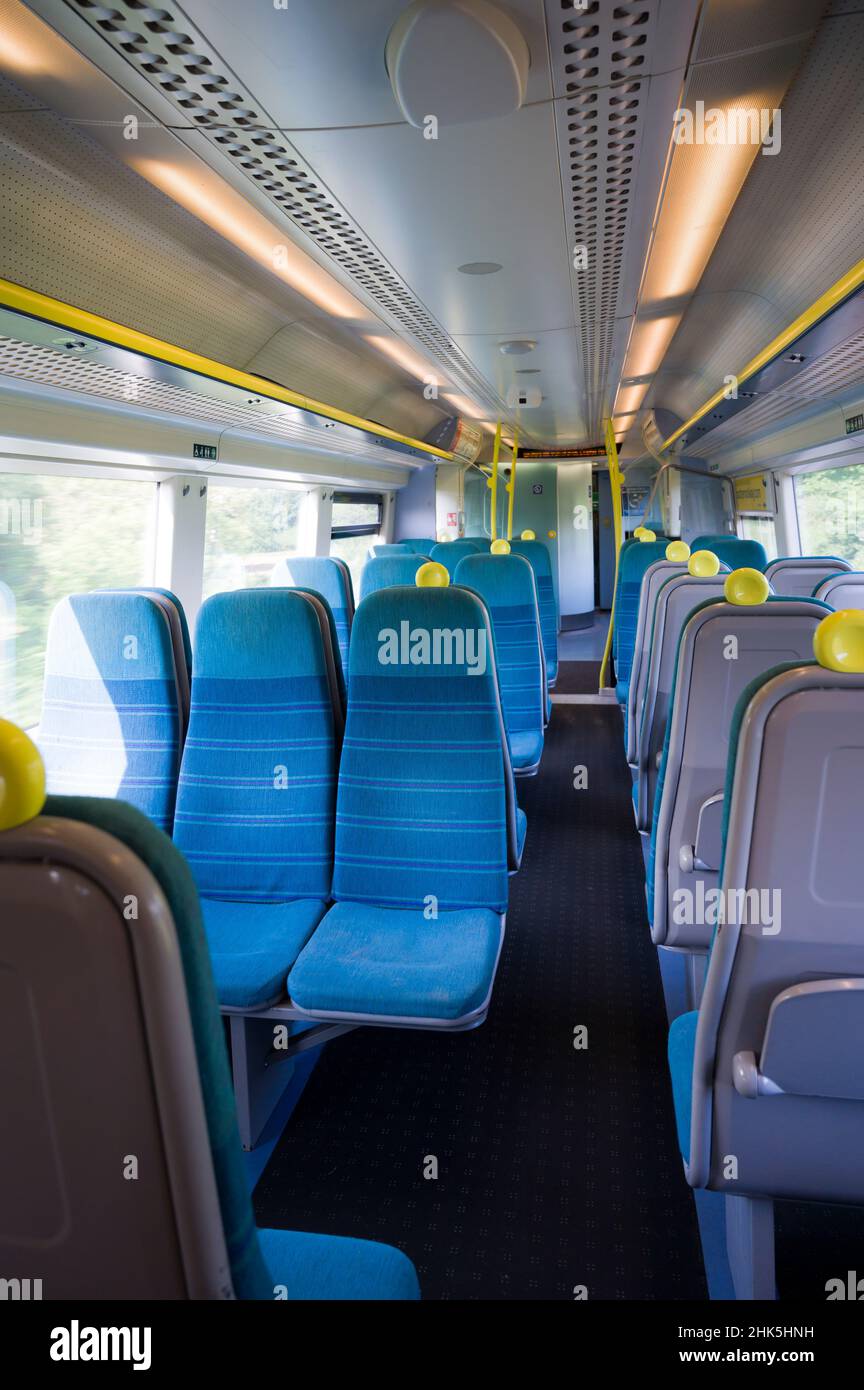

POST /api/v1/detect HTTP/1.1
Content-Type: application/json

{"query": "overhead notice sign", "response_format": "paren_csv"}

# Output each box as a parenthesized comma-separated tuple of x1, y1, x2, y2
(734, 473, 774, 515)
(521, 446, 606, 459)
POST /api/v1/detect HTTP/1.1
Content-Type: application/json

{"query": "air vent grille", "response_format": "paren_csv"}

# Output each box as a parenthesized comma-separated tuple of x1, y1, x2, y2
(548, 0, 659, 436)
(0, 336, 427, 463)
(63, 0, 517, 426)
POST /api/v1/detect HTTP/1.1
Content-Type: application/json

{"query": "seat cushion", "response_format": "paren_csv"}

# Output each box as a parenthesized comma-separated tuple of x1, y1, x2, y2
(516, 806, 527, 859)
(257, 1227, 419, 1300)
(202, 897, 327, 1008)
(288, 900, 503, 1021)
(668, 1009, 699, 1160)
(509, 728, 544, 771)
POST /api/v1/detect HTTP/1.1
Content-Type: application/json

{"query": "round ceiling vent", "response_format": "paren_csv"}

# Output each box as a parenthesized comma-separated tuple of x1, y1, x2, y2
(386, 1, 530, 128)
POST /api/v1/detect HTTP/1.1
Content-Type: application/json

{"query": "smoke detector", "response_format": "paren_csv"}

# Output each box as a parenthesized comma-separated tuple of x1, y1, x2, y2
(386, 1, 530, 128)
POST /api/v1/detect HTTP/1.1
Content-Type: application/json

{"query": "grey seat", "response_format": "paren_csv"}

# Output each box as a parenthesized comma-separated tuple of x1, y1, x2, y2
(667, 612, 864, 1298)
(649, 595, 830, 960)
(0, 729, 420, 1300)
(634, 571, 732, 832)
(813, 571, 864, 610)
(627, 553, 728, 766)
(763, 555, 852, 597)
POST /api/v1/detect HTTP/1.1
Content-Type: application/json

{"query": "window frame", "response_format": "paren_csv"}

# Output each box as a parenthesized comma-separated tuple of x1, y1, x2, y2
(330, 491, 383, 540)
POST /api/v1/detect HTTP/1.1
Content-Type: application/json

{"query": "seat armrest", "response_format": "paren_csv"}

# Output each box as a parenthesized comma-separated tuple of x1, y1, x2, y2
(733, 979, 864, 1101)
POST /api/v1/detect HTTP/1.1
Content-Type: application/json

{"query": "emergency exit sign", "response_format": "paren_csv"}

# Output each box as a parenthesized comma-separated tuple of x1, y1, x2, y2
(845, 414, 864, 436)
(193, 443, 218, 460)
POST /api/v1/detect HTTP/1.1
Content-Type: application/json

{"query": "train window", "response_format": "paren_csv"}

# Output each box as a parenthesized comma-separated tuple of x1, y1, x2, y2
(0, 471, 157, 728)
(794, 463, 864, 567)
(739, 514, 778, 561)
(330, 491, 383, 593)
(202, 483, 302, 599)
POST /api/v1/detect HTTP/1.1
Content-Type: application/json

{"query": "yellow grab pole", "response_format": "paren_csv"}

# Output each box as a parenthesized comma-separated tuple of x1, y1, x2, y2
(489, 421, 502, 540)
(599, 419, 624, 691)
(506, 429, 520, 541)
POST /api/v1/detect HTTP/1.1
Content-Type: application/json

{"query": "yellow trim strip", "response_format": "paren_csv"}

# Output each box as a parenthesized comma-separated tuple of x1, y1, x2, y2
(0, 277, 456, 461)
(599, 418, 624, 691)
(660, 257, 864, 453)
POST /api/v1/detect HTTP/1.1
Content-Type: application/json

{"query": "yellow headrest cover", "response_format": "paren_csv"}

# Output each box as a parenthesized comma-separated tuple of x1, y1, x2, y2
(688, 549, 720, 578)
(0, 719, 46, 831)
(638, 529, 656, 543)
(416, 561, 450, 588)
(724, 568, 770, 606)
(666, 541, 691, 563)
(491, 539, 511, 555)
(813, 609, 864, 673)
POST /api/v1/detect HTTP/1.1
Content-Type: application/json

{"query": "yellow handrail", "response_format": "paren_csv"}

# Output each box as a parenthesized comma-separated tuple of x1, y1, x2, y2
(489, 421, 502, 540)
(506, 429, 520, 541)
(599, 419, 624, 691)
(0, 276, 457, 461)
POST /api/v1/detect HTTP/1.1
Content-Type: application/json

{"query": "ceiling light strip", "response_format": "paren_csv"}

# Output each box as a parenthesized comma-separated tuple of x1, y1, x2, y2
(0, 278, 454, 461)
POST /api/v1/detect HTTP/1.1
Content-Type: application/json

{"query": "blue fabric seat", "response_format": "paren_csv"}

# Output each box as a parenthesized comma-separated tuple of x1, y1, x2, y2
(455, 552, 546, 774)
(201, 897, 325, 1009)
(270, 556, 354, 673)
(668, 1009, 698, 1159)
(510, 539, 559, 685)
(287, 583, 512, 1024)
(370, 542, 415, 557)
(289, 900, 502, 1020)
(396, 537, 437, 555)
(257, 1228, 419, 1300)
(613, 541, 668, 702)
(429, 538, 483, 579)
(36, 793, 417, 1299)
(360, 553, 431, 600)
(38, 592, 183, 832)
(174, 589, 339, 1008)
(689, 535, 766, 570)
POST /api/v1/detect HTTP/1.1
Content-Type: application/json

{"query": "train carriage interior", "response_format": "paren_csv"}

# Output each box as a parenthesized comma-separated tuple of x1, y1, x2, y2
(2, 0, 864, 1322)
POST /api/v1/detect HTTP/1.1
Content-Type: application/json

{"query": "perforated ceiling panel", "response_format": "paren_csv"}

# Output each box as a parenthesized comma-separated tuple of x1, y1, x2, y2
(546, 0, 662, 437)
(59, 0, 515, 422)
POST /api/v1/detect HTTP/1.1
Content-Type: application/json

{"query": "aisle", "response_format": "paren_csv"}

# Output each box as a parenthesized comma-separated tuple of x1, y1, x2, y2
(253, 704, 707, 1299)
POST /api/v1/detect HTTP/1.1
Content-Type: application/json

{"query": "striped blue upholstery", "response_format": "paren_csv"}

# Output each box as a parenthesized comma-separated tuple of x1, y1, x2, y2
(360, 553, 430, 600)
(287, 585, 510, 1021)
(614, 541, 668, 700)
(174, 589, 338, 1007)
(270, 556, 353, 673)
(456, 553, 545, 773)
(38, 592, 182, 831)
(511, 539, 558, 684)
(429, 538, 483, 579)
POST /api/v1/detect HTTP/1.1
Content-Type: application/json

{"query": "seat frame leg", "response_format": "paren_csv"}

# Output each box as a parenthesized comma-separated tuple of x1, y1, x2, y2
(725, 1194, 777, 1300)
(228, 1015, 296, 1152)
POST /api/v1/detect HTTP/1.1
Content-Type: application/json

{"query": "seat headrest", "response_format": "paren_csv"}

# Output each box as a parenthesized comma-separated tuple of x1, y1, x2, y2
(724, 568, 771, 606)
(46, 592, 176, 680)
(454, 551, 536, 603)
(348, 585, 495, 681)
(0, 719, 45, 830)
(194, 589, 328, 678)
(814, 609, 864, 673)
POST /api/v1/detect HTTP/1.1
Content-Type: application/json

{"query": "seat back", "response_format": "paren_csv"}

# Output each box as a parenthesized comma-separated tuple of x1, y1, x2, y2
(0, 784, 254, 1297)
(613, 540, 669, 698)
(429, 538, 483, 578)
(813, 571, 864, 609)
(650, 598, 830, 950)
(634, 573, 731, 830)
(370, 543, 415, 558)
(764, 555, 852, 597)
(99, 588, 192, 735)
(454, 552, 546, 773)
(626, 557, 712, 762)
(0, 579, 15, 720)
(510, 539, 558, 684)
(360, 553, 430, 600)
(690, 535, 767, 572)
(270, 556, 354, 671)
(38, 592, 183, 832)
(333, 586, 512, 912)
(687, 636, 864, 1201)
(174, 589, 339, 904)
(395, 537, 438, 554)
